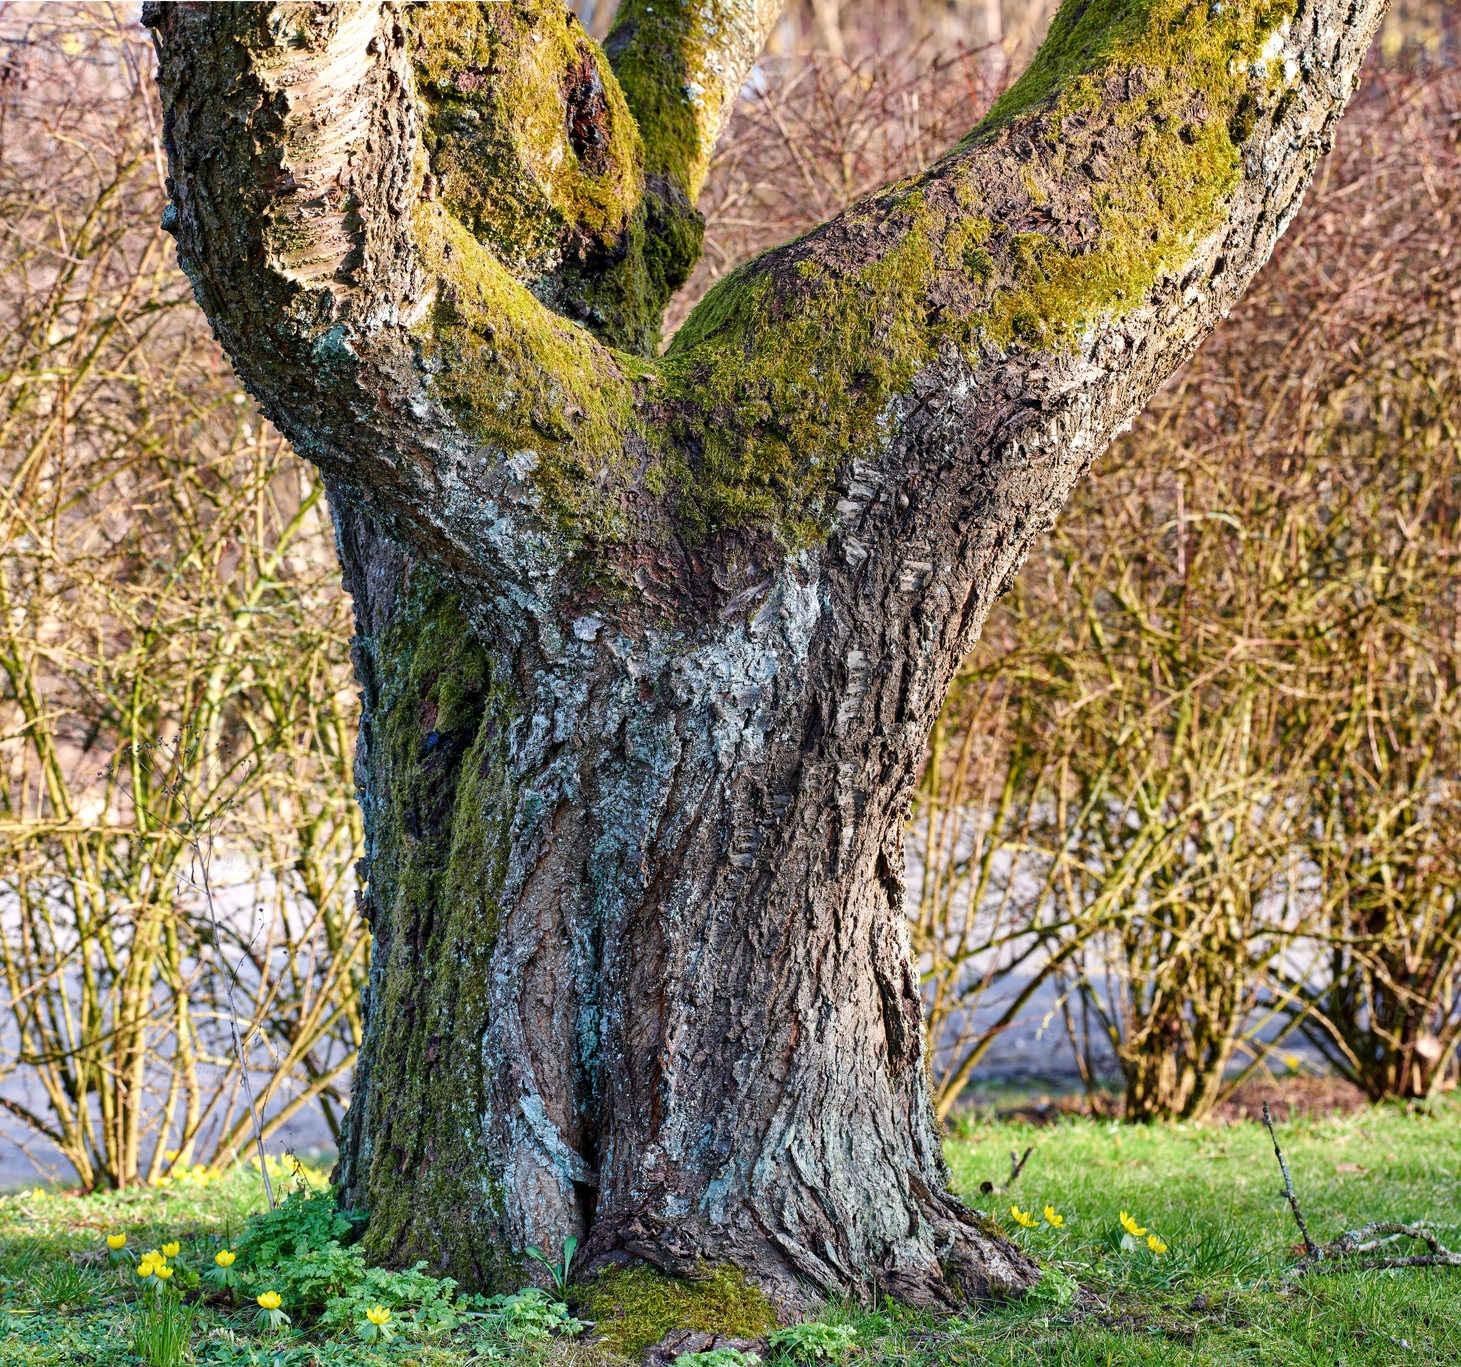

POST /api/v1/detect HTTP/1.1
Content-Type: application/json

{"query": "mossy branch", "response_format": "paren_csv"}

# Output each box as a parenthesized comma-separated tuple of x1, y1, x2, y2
(605, 0, 787, 203)
(150, 0, 1387, 627)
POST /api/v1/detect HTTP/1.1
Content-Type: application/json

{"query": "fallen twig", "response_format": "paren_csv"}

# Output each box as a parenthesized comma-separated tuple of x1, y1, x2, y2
(1262, 1102, 1316, 1257)
(1301, 1221, 1461, 1274)
(1261, 1100, 1461, 1275)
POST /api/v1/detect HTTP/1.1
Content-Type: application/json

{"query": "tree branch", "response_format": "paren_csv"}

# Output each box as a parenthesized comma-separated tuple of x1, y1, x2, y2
(149, 0, 1387, 648)
(606, 0, 786, 202)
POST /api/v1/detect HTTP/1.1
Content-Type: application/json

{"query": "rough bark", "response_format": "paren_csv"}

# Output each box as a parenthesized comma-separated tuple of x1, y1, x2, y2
(147, 0, 1386, 1313)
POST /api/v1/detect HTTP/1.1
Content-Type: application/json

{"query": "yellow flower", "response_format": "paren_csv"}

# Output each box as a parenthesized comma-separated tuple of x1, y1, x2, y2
(1043, 1205, 1064, 1228)
(106, 1233, 127, 1250)
(1119, 1211, 1147, 1237)
(1147, 1234, 1168, 1254)
(29, 1188, 45, 1201)
(365, 1305, 392, 1326)
(155, 1264, 174, 1280)
(257, 1291, 282, 1310)
(138, 1261, 156, 1279)
(162, 1241, 181, 1259)
(1010, 1205, 1039, 1229)
(214, 1250, 236, 1267)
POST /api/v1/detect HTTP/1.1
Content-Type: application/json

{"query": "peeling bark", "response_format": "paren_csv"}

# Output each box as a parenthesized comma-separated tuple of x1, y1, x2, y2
(147, 0, 1386, 1312)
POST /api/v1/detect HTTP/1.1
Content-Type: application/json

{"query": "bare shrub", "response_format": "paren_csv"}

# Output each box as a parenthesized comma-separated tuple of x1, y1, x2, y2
(0, 4, 364, 1186)
(928, 59, 1461, 1116)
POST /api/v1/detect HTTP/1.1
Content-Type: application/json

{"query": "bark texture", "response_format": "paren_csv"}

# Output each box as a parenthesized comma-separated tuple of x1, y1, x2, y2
(147, 0, 1386, 1313)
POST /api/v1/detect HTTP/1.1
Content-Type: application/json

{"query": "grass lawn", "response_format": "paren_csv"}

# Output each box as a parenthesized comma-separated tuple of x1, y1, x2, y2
(3, 1100, 1458, 1366)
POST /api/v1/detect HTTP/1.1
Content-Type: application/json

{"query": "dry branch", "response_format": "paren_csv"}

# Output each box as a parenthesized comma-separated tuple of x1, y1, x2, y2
(1263, 1100, 1461, 1276)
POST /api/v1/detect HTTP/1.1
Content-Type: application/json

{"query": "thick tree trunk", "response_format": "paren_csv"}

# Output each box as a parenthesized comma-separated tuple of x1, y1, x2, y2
(327, 499, 1031, 1305)
(147, 0, 1386, 1313)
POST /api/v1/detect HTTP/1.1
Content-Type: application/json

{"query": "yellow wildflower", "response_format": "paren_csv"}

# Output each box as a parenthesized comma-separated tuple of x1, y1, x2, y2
(155, 1264, 174, 1280)
(1043, 1205, 1064, 1228)
(257, 1291, 282, 1310)
(366, 1305, 392, 1326)
(1010, 1205, 1039, 1228)
(1147, 1234, 1168, 1254)
(162, 1241, 180, 1259)
(106, 1233, 127, 1250)
(138, 1261, 156, 1279)
(1119, 1211, 1147, 1237)
(29, 1188, 45, 1201)
(215, 1250, 236, 1267)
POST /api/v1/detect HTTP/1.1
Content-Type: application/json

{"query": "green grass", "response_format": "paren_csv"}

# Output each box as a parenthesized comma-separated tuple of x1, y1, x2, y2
(3, 1101, 1458, 1365)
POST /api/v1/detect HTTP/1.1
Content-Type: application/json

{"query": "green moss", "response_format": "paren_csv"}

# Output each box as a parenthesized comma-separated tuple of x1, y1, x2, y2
(646, 0, 1304, 543)
(354, 570, 521, 1289)
(404, 0, 1303, 550)
(606, 0, 721, 200)
(977, 0, 1297, 135)
(572, 1264, 777, 1358)
(412, 203, 642, 536)
(1229, 90, 1260, 143)
(556, 186, 706, 355)
(960, 0, 1299, 351)
(660, 189, 939, 542)
(410, 2, 643, 275)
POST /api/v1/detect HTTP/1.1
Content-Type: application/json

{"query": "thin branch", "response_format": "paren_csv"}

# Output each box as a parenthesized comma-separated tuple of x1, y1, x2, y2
(1262, 1100, 1317, 1258)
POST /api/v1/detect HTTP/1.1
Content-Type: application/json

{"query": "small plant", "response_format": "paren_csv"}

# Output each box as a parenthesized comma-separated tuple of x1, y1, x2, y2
(34, 1258, 90, 1309)
(206, 1248, 242, 1291)
(676, 1349, 763, 1367)
(234, 1185, 353, 1269)
(357, 1303, 395, 1344)
(130, 1296, 197, 1367)
(768, 1321, 858, 1363)
(1116, 1210, 1167, 1255)
(254, 1290, 290, 1334)
(1027, 1267, 1077, 1307)
(317, 1259, 462, 1337)
(524, 1234, 578, 1299)
(477, 1287, 586, 1342)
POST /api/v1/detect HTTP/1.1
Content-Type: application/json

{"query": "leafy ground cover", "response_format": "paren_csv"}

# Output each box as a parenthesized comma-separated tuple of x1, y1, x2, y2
(2, 1099, 1457, 1366)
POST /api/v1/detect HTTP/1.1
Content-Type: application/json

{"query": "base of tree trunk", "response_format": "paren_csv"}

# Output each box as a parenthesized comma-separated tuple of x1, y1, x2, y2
(327, 507, 1037, 1313)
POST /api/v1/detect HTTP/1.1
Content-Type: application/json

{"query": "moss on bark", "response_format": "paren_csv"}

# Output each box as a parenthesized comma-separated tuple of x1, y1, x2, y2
(411, 1, 643, 278)
(649, 0, 1306, 544)
(403, 0, 1306, 554)
(350, 569, 522, 1287)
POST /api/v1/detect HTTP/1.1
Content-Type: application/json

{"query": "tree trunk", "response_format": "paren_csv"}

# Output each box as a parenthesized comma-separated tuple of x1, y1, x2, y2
(146, 0, 1386, 1311)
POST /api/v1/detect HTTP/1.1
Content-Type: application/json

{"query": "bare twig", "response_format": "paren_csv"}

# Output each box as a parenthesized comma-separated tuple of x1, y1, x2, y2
(1299, 1221, 1461, 1275)
(1262, 1101, 1317, 1258)
(1262, 1101, 1461, 1275)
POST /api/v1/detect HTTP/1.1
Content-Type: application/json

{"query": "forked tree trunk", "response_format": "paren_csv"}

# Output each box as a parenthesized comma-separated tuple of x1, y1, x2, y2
(147, 0, 1385, 1311)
